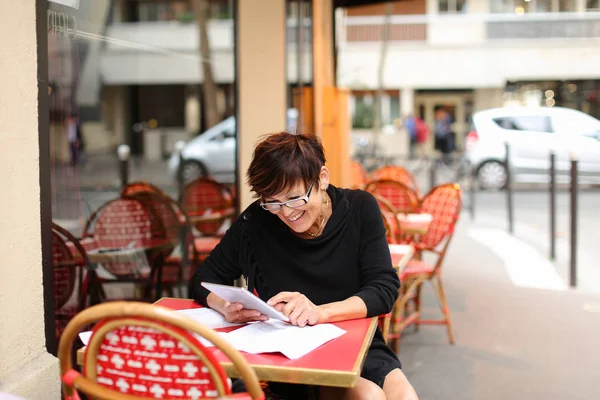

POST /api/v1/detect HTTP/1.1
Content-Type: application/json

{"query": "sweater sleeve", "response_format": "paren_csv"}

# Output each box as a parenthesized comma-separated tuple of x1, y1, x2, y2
(189, 216, 244, 307)
(355, 191, 400, 317)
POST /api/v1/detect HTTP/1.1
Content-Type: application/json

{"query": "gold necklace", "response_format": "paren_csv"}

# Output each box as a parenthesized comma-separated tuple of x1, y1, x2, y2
(307, 194, 330, 238)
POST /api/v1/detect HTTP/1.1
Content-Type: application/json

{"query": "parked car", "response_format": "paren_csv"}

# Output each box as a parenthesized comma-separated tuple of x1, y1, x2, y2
(465, 107, 600, 190)
(168, 109, 298, 184)
(168, 117, 236, 184)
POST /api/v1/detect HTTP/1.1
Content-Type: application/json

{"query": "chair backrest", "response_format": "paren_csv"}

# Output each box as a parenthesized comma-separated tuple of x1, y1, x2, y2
(58, 302, 264, 400)
(349, 160, 368, 189)
(52, 222, 93, 342)
(180, 178, 235, 236)
(52, 229, 79, 310)
(365, 179, 419, 214)
(373, 194, 398, 244)
(121, 181, 169, 198)
(127, 192, 187, 246)
(84, 197, 167, 250)
(418, 183, 462, 250)
(369, 165, 419, 195)
(82, 197, 173, 278)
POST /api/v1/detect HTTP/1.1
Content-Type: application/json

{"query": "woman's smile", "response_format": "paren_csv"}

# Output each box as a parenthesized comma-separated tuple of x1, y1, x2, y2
(287, 210, 305, 223)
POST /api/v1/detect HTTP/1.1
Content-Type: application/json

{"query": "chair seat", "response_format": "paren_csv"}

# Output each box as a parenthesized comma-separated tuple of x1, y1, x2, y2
(399, 259, 436, 280)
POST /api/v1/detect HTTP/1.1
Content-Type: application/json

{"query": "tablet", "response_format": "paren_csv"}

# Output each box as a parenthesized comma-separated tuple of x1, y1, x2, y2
(201, 282, 289, 322)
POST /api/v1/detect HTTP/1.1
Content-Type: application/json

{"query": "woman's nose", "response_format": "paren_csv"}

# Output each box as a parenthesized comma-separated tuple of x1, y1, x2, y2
(280, 206, 294, 217)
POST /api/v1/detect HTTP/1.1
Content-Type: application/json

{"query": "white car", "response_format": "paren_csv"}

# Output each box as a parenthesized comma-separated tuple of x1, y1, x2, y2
(465, 107, 600, 190)
(168, 110, 298, 183)
(168, 117, 237, 183)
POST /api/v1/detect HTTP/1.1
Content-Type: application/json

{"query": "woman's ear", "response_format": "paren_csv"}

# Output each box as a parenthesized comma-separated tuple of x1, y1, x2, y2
(319, 166, 330, 190)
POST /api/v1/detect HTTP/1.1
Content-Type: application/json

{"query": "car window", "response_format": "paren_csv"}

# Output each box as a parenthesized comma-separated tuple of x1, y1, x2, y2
(210, 128, 235, 142)
(493, 116, 552, 133)
(223, 128, 236, 139)
(552, 113, 600, 135)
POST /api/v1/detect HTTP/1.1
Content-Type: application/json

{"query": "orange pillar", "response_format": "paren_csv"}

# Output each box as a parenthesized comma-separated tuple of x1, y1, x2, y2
(313, 0, 350, 188)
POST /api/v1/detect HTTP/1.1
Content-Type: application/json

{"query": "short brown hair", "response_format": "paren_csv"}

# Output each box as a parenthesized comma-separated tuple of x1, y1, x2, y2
(247, 132, 326, 198)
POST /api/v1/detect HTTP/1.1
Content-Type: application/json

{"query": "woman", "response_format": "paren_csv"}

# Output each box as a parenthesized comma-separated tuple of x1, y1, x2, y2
(190, 132, 418, 400)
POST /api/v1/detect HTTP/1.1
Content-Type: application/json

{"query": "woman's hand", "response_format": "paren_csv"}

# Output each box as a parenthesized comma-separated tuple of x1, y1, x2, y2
(267, 292, 326, 327)
(221, 302, 269, 323)
(207, 292, 268, 323)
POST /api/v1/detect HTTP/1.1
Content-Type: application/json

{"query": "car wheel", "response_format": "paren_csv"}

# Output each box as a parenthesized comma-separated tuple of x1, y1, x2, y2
(178, 160, 208, 184)
(477, 160, 507, 190)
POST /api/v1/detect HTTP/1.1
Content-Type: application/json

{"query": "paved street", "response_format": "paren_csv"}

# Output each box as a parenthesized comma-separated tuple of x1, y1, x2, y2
(401, 217, 600, 400)
(470, 190, 600, 293)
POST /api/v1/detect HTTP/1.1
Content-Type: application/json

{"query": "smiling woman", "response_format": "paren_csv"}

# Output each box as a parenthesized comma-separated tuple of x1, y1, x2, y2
(191, 132, 419, 399)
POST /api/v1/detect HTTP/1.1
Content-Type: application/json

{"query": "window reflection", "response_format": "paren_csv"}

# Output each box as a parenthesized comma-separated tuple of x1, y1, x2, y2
(47, 0, 238, 324)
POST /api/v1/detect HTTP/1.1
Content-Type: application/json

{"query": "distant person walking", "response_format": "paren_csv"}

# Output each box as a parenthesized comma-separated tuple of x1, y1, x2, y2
(66, 115, 85, 167)
(403, 114, 417, 159)
(435, 108, 454, 163)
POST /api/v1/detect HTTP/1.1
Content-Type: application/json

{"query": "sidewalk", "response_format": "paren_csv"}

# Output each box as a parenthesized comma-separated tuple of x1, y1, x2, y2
(53, 153, 176, 192)
(400, 216, 600, 400)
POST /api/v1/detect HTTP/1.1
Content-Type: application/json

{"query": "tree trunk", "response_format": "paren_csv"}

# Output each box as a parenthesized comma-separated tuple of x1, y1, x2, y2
(371, 2, 393, 158)
(192, 0, 220, 129)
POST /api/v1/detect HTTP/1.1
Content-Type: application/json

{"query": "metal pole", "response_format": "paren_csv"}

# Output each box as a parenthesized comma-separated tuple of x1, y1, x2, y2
(505, 142, 514, 234)
(470, 163, 476, 220)
(296, 0, 304, 131)
(117, 144, 130, 188)
(429, 156, 436, 191)
(549, 152, 556, 260)
(569, 155, 578, 288)
(174, 140, 186, 202)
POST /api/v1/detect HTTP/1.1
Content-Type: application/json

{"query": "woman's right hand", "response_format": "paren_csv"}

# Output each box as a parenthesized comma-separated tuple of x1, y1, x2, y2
(221, 302, 269, 323)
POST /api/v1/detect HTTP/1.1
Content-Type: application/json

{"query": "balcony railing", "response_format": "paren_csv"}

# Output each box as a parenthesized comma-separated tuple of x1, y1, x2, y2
(341, 12, 600, 44)
(486, 12, 600, 39)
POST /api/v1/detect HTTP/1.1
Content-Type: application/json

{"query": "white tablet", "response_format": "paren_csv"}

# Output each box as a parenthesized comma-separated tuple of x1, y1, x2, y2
(201, 282, 289, 322)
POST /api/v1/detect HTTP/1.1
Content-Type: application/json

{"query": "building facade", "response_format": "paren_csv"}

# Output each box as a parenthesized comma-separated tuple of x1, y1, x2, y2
(338, 0, 600, 151)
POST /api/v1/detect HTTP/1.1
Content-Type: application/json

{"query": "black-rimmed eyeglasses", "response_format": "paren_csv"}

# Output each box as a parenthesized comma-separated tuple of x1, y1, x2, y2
(260, 183, 314, 212)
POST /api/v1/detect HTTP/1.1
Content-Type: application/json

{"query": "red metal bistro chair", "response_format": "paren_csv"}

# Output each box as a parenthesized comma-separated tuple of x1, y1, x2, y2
(180, 177, 236, 237)
(389, 183, 462, 351)
(369, 165, 420, 197)
(52, 222, 94, 344)
(120, 181, 170, 198)
(58, 301, 264, 400)
(82, 197, 174, 301)
(365, 179, 419, 215)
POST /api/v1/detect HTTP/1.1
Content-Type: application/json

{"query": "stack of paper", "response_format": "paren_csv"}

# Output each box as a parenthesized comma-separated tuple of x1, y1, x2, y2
(176, 308, 346, 359)
(224, 319, 346, 359)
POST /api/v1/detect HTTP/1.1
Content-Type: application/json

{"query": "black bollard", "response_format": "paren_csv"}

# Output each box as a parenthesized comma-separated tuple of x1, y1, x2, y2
(117, 144, 130, 188)
(569, 155, 578, 288)
(505, 143, 514, 235)
(470, 163, 476, 220)
(549, 152, 556, 260)
(429, 156, 436, 191)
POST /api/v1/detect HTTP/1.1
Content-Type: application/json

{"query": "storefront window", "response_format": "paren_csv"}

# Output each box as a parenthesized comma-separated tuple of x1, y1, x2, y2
(46, 0, 237, 344)
(286, 0, 313, 134)
(588, 0, 600, 11)
(492, 0, 576, 13)
(438, 0, 467, 14)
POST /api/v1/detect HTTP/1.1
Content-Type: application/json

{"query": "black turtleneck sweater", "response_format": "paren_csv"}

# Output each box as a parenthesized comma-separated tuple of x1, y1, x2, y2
(191, 185, 400, 319)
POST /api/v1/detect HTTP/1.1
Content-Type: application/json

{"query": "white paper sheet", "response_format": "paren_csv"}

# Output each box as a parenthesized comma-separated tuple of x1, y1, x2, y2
(174, 308, 245, 330)
(79, 330, 92, 345)
(224, 320, 347, 360)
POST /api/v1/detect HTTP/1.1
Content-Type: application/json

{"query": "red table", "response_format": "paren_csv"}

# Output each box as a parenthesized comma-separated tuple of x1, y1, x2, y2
(78, 298, 378, 388)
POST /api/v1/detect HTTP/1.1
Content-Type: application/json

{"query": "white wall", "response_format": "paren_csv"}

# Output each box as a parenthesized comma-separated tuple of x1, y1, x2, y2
(0, 1, 60, 398)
